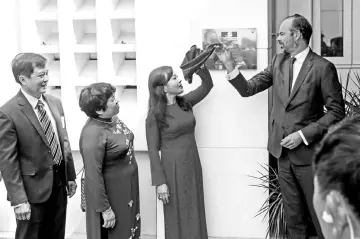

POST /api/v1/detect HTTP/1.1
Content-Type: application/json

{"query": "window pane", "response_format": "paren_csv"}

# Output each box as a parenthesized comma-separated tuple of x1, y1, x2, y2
(320, 0, 343, 57)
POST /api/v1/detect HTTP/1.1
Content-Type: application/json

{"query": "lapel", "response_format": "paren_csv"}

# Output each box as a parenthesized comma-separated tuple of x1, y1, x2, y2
(17, 91, 49, 147)
(283, 55, 292, 99)
(43, 94, 65, 146)
(285, 50, 314, 107)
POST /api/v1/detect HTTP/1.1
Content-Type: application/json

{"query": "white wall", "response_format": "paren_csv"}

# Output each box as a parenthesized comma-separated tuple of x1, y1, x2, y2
(0, 0, 21, 104)
(135, 0, 270, 238)
(0, 1, 22, 233)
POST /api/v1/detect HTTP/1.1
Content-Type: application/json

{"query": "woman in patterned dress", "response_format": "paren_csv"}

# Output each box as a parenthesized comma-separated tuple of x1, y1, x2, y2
(146, 65, 213, 239)
(79, 83, 140, 239)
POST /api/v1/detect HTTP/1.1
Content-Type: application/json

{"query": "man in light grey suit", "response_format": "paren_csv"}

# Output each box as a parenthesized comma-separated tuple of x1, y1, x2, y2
(0, 53, 77, 239)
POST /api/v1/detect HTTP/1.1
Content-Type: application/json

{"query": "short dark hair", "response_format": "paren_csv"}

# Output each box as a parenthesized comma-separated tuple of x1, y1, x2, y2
(79, 82, 116, 118)
(313, 115, 360, 218)
(11, 53, 47, 84)
(285, 14, 313, 44)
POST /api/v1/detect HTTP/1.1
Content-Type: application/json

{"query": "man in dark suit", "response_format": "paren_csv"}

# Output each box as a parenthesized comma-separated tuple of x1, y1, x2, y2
(0, 53, 77, 239)
(217, 14, 345, 239)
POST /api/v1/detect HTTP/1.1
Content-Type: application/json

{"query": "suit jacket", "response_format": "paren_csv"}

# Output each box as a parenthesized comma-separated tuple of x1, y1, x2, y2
(0, 90, 76, 206)
(230, 50, 345, 165)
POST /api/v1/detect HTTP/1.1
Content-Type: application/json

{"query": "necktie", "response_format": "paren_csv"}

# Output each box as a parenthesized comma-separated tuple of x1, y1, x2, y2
(36, 100, 63, 165)
(289, 57, 296, 94)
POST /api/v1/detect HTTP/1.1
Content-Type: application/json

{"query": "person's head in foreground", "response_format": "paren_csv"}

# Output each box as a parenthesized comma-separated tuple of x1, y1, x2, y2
(313, 115, 360, 239)
(79, 82, 119, 118)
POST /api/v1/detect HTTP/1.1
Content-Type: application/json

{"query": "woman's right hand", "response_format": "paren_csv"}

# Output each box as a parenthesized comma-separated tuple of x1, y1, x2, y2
(157, 184, 170, 204)
(102, 207, 116, 228)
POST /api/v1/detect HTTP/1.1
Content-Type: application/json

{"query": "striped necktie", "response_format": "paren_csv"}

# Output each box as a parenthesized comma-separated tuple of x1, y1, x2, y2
(36, 100, 63, 165)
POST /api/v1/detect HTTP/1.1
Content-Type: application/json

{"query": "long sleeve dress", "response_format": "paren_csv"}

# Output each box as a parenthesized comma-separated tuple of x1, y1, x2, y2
(79, 117, 140, 239)
(145, 68, 213, 239)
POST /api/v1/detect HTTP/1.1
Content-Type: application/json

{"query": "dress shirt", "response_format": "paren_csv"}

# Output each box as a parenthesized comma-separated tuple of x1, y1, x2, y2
(21, 89, 60, 141)
(290, 47, 310, 91)
(225, 47, 310, 145)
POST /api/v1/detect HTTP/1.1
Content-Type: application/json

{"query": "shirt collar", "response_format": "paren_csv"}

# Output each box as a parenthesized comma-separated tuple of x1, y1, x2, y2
(21, 88, 44, 110)
(293, 47, 310, 63)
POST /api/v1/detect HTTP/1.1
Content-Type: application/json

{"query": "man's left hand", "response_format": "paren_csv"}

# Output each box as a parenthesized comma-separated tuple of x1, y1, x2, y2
(67, 181, 77, 198)
(281, 132, 303, 150)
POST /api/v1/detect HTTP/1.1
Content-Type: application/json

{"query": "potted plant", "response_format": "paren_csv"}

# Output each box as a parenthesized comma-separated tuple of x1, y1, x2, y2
(342, 70, 360, 116)
(251, 69, 359, 239)
(249, 164, 288, 239)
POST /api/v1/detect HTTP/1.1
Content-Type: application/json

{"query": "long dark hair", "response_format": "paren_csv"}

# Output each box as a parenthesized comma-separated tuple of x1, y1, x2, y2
(147, 66, 191, 129)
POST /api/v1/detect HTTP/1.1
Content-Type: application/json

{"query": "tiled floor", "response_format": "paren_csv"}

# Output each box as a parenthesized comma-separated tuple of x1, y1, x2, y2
(0, 232, 88, 239)
(0, 232, 156, 239)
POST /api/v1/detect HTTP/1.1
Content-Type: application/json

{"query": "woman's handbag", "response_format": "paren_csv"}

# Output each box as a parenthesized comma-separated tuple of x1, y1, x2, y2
(77, 167, 86, 212)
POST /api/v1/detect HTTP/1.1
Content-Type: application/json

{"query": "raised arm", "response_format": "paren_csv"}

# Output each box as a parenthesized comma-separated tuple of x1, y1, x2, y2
(183, 66, 213, 106)
(80, 126, 110, 212)
(229, 66, 273, 97)
(145, 116, 166, 186)
(0, 111, 27, 206)
(217, 47, 274, 97)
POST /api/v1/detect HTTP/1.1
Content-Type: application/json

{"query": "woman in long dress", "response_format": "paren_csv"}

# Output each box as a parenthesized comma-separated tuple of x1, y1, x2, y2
(79, 82, 140, 239)
(146, 65, 213, 239)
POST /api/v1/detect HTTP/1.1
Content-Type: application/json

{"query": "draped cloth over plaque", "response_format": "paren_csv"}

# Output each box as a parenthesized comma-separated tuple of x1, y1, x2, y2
(180, 43, 221, 83)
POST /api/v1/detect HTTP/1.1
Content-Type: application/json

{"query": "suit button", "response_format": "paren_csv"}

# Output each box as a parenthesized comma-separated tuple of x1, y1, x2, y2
(49, 165, 53, 170)
(282, 125, 285, 129)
